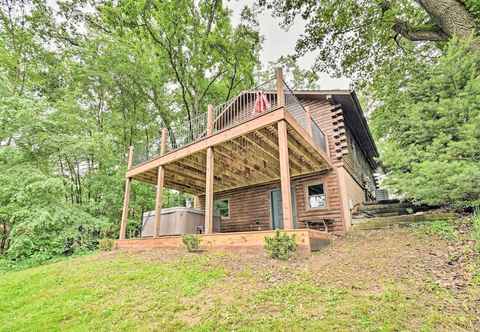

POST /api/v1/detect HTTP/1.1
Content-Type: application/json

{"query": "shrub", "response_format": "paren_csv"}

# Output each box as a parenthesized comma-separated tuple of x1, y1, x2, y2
(264, 230, 297, 260)
(99, 238, 115, 251)
(6, 206, 103, 261)
(182, 234, 201, 252)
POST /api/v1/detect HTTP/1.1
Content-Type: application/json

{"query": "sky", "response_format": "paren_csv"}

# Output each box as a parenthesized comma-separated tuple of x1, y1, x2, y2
(228, 0, 349, 90)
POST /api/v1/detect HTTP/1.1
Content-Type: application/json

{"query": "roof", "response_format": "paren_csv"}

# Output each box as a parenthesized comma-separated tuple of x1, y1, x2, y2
(292, 90, 379, 168)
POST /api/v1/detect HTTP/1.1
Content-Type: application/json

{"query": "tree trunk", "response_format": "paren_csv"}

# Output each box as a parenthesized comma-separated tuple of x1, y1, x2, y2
(416, 0, 477, 39)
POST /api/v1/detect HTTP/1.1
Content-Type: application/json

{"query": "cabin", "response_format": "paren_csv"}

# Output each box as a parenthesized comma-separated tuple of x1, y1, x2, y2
(117, 69, 379, 254)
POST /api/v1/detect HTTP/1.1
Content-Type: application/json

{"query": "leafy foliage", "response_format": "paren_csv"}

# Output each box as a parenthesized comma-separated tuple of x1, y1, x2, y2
(370, 38, 480, 208)
(260, 0, 479, 82)
(264, 230, 297, 260)
(0, 0, 260, 264)
(182, 234, 202, 252)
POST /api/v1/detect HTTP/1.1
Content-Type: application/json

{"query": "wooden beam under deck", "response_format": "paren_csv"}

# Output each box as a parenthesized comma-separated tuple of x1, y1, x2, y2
(129, 107, 332, 196)
(127, 108, 286, 178)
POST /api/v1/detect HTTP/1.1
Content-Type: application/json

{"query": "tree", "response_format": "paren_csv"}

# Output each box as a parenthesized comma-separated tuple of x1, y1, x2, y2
(0, 0, 261, 262)
(260, 0, 480, 79)
(369, 38, 480, 208)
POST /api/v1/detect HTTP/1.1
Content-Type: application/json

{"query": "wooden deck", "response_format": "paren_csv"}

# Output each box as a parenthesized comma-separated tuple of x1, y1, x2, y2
(126, 107, 332, 195)
(116, 229, 331, 255)
(119, 69, 336, 240)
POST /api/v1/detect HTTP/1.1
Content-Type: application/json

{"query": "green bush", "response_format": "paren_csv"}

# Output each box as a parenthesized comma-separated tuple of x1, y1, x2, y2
(182, 234, 201, 252)
(6, 206, 104, 261)
(264, 230, 297, 260)
(99, 238, 115, 251)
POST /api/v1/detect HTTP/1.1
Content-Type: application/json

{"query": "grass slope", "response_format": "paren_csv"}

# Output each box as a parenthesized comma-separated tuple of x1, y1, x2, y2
(1, 226, 479, 331)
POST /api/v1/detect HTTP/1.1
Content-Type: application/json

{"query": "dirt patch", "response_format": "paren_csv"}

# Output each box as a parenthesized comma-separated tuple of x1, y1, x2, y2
(108, 225, 480, 330)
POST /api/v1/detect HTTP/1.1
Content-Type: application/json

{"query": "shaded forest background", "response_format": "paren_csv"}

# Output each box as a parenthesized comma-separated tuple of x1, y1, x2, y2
(1, 0, 479, 265)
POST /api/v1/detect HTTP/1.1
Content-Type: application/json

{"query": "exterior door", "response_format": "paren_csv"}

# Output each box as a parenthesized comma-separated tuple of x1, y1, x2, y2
(270, 187, 297, 230)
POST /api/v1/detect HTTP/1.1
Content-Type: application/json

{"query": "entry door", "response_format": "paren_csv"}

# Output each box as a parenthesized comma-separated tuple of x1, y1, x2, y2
(270, 187, 297, 230)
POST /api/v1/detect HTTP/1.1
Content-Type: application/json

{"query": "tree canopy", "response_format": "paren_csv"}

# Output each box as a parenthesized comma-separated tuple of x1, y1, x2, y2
(370, 38, 480, 207)
(261, 0, 480, 79)
(0, 0, 261, 262)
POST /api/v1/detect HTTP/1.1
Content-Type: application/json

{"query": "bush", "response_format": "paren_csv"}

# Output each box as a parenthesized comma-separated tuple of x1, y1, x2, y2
(6, 206, 103, 261)
(99, 238, 115, 251)
(182, 234, 201, 252)
(264, 230, 297, 260)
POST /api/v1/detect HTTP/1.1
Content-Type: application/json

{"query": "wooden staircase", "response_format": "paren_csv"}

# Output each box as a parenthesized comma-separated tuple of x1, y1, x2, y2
(352, 201, 456, 230)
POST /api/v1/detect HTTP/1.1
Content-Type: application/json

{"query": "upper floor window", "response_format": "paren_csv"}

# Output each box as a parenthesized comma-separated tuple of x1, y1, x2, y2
(307, 183, 326, 209)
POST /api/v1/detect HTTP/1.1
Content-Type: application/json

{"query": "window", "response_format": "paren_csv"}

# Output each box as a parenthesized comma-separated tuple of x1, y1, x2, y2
(307, 183, 326, 209)
(214, 199, 230, 219)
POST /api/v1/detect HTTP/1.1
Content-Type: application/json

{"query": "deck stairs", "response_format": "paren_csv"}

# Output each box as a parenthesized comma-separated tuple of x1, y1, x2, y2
(351, 200, 456, 230)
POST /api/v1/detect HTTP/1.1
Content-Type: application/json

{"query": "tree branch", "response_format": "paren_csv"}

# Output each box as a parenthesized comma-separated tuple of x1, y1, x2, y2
(393, 20, 449, 41)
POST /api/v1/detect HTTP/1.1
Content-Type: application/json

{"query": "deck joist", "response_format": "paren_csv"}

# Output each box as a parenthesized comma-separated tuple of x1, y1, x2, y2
(126, 107, 332, 195)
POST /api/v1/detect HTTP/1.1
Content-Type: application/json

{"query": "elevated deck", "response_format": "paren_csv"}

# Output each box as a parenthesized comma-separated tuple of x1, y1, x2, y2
(127, 107, 331, 195)
(119, 69, 334, 240)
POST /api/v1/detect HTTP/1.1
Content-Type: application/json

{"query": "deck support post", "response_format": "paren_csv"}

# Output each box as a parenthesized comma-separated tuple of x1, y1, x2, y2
(153, 166, 165, 237)
(193, 196, 201, 208)
(277, 120, 294, 229)
(119, 146, 134, 240)
(205, 147, 214, 234)
(205, 105, 215, 234)
(153, 128, 168, 237)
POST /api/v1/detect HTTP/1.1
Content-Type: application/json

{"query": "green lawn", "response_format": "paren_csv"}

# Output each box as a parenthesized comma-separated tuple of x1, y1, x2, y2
(1, 227, 479, 331)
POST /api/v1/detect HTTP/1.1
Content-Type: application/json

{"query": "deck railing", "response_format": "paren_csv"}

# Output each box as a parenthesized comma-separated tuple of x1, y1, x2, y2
(131, 71, 328, 166)
(169, 111, 208, 150)
(213, 78, 277, 134)
(132, 137, 162, 166)
(312, 120, 327, 153)
(283, 80, 328, 154)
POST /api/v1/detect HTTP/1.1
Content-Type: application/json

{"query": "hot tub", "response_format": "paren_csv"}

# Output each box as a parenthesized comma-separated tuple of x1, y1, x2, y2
(141, 207, 221, 237)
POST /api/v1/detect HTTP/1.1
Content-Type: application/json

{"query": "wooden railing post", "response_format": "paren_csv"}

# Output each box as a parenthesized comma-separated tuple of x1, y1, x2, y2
(160, 128, 168, 155)
(277, 121, 294, 229)
(207, 104, 214, 135)
(153, 128, 168, 237)
(275, 68, 285, 107)
(305, 106, 313, 137)
(119, 146, 134, 240)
